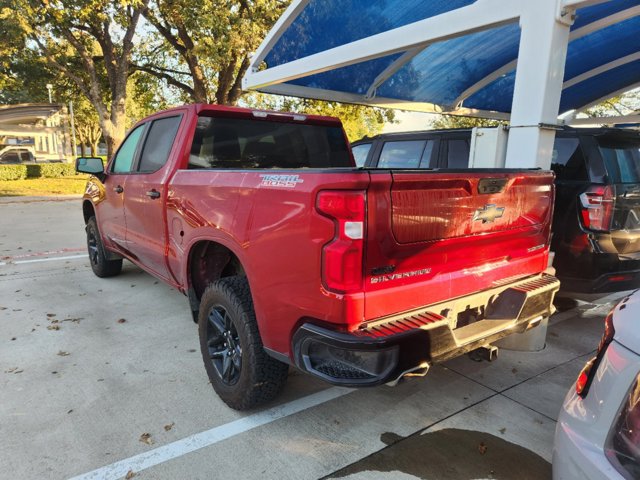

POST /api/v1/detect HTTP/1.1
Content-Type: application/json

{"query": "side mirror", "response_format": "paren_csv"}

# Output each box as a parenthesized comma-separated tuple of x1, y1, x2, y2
(76, 157, 105, 175)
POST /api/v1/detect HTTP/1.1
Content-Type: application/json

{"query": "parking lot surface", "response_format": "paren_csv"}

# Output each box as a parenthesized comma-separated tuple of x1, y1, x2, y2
(0, 198, 624, 480)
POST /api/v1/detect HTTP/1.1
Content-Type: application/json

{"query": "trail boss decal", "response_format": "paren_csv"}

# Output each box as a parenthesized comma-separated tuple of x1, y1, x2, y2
(259, 174, 304, 188)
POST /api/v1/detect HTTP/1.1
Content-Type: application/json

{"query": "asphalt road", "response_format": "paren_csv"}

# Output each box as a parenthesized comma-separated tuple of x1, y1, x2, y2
(0, 197, 621, 480)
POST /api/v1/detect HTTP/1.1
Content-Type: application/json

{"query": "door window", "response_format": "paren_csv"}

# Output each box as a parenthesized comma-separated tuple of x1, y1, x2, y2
(138, 116, 182, 173)
(378, 141, 425, 168)
(111, 125, 145, 174)
(419, 140, 436, 168)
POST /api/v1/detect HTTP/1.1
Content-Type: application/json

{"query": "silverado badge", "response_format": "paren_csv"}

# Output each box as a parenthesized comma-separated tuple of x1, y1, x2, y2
(473, 204, 505, 223)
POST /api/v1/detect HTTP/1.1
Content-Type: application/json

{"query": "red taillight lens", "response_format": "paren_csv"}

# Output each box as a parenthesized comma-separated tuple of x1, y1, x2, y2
(317, 191, 366, 293)
(576, 309, 616, 398)
(579, 185, 614, 232)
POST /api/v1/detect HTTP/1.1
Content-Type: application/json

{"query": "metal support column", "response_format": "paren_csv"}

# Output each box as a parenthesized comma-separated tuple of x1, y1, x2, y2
(504, 0, 574, 169)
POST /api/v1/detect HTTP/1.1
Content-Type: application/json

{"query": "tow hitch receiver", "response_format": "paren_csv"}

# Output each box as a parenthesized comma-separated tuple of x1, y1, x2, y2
(468, 344, 499, 362)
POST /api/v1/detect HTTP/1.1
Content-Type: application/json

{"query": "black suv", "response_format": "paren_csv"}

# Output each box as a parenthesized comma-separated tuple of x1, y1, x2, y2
(353, 127, 640, 294)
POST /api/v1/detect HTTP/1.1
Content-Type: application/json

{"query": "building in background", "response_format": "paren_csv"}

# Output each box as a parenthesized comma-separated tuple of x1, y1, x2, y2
(0, 104, 72, 163)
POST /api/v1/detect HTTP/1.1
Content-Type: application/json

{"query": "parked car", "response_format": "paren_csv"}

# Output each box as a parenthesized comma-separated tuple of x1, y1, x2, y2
(553, 291, 640, 479)
(0, 146, 35, 164)
(76, 104, 558, 410)
(353, 127, 640, 294)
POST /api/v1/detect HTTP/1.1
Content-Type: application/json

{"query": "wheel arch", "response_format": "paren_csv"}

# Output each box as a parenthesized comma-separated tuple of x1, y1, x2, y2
(82, 200, 96, 224)
(186, 239, 248, 321)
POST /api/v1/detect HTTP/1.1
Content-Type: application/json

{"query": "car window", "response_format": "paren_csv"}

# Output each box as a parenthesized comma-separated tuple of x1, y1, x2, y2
(0, 152, 20, 164)
(138, 116, 182, 173)
(188, 116, 351, 169)
(446, 139, 470, 168)
(352, 143, 372, 167)
(111, 124, 145, 174)
(378, 141, 425, 168)
(598, 138, 640, 184)
(551, 138, 588, 181)
(419, 140, 436, 168)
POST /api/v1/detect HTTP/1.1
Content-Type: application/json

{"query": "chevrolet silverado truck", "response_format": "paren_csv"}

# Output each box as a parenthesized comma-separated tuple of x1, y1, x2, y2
(76, 104, 560, 410)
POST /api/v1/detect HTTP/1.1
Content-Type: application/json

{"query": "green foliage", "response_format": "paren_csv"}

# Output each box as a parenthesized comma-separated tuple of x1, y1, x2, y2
(244, 93, 396, 142)
(431, 115, 504, 130)
(0, 165, 28, 181)
(26, 163, 76, 178)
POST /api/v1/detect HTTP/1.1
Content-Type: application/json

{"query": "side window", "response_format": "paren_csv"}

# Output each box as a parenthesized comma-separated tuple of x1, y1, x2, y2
(352, 143, 372, 167)
(551, 138, 587, 181)
(112, 125, 145, 174)
(446, 139, 470, 169)
(138, 116, 182, 173)
(378, 140, 425, 168)
(419, 140, 436, 168)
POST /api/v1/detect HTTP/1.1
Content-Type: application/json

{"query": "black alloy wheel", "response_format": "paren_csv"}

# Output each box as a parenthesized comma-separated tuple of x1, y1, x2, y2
(206, 305, 242, 385)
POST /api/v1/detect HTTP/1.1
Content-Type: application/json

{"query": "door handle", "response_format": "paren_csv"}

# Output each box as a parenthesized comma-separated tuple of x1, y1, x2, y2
(114, 185, 124, 194)
(146, 189, 161, 199)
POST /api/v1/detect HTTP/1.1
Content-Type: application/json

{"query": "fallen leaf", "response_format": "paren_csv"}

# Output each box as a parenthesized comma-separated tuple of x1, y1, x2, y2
(511, 368, 518, 374)
(51, 371, 58, 375)
(67, 409, 73, 414)
(62, 317, 83, 323)
(11, 337, 16, 341)
(50, 319, 59, 324)
(46, 313, 56, 318)
(188, 349, 196, 353)
(117, 318, 127, 324)
(499, 428, 506, 435)
(57, 351, 70, 356)
(164, 422, 175, 432)
(139, 433, 154, 445)
(125, 470, 136, 479)
(0, 306, 6, 310)
(478, 442, 488, 455)
(47, 325, 60, 331)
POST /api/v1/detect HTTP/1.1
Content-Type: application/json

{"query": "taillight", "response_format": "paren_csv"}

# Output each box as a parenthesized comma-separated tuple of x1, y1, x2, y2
(576, 309, 616, 397)
(579, 185, 614, 232)
(316, 190, 366, 293)
(605, 374, 640, 480)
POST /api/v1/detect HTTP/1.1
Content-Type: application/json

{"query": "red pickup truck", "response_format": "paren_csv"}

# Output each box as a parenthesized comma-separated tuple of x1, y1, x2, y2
(76, 104, 559, 410)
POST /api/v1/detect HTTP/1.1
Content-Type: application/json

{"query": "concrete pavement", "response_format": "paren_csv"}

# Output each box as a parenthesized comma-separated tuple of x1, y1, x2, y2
(0, 198, 621, 480)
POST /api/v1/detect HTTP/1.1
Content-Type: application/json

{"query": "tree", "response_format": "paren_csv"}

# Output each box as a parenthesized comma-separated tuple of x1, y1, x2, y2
(243, 93, 396, 142)
(13, 0, 150, 157)
(431, 114, 503, 130)
(139, 0, 287, 105)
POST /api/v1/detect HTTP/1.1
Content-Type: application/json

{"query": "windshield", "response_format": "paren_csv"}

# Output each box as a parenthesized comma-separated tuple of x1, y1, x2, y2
(598, 137, 640, 184)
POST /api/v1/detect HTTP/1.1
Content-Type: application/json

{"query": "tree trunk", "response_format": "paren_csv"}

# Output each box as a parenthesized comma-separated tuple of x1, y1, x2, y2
(90, 143, 97, 156)
(80, 143, 87, 157)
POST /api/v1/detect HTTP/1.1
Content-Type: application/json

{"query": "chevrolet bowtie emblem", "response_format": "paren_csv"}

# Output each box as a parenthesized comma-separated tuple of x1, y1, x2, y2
(473, 204, 505, 223)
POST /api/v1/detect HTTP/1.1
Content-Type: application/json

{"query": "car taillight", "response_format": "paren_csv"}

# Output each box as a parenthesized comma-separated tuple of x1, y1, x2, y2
(576, 309, 616, 397)
(316, 190, 366, 293)
(579, 185, 614, 232)
(605, 374, 640, 480)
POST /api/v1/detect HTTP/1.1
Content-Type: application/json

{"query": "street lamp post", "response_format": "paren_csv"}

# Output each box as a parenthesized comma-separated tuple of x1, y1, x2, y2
(46, 84, 53, 103)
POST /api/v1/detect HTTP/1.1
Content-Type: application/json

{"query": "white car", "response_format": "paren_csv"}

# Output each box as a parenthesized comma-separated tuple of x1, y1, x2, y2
(554, 291, 640, 479)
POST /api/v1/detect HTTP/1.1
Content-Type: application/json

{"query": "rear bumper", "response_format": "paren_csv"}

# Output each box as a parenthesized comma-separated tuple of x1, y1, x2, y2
(558, 268, 640, 293)
(292, 274, 560, 387)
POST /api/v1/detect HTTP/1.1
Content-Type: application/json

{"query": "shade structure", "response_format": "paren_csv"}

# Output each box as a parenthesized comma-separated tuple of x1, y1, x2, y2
(244, 0, 640, 119)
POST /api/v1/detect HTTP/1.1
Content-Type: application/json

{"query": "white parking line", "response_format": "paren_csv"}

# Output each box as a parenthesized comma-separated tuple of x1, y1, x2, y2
(0, 254, 87, 266)
(68, 386, 353, 480)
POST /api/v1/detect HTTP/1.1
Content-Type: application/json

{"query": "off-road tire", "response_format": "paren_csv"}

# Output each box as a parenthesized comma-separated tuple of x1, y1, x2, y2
(86, 217, 122, 278)
(198, 276, 289, 410)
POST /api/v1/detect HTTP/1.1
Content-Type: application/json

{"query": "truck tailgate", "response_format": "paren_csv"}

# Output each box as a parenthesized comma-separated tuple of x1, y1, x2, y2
(364, 170, 554, 320)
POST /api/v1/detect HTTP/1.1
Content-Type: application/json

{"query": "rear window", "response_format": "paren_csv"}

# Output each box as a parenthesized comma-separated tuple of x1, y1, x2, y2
(188, 116, 351, 169)
(599, 137, 640, 184)
(551, 137, 588, 181)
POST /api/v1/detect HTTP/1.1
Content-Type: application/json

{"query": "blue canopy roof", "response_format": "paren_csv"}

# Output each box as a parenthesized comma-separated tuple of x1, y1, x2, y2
(248, 0, 640, 116)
